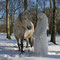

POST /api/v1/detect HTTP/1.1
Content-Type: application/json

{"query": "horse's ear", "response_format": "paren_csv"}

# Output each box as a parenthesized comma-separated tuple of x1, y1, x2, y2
(19, 13, 23, 22)
(24, 10, 28, 15)
(25, 10, 28, 13)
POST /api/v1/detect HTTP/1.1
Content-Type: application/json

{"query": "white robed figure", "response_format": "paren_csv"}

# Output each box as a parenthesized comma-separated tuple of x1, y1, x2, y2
(34, 13, 48, 56)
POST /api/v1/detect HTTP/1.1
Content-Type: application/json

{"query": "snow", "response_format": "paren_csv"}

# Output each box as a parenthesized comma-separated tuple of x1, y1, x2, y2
(0, 33, 60, 60)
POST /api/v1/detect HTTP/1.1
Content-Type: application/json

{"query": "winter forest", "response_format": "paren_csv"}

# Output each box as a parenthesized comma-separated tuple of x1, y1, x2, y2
(0, 0, 60, 60)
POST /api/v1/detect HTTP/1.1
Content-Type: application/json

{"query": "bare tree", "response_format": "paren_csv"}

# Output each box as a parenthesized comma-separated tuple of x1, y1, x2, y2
(49, 0, 52, 34)
(36, 0, 38, 25)
(43, 1, 46, 13)
(51, 0, 57, 44)
(6, 0, 11, 39)
(24, 0, 27, 10)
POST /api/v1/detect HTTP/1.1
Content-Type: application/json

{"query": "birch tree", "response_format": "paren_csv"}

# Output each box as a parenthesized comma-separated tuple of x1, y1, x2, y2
(6, 0, 11, 39)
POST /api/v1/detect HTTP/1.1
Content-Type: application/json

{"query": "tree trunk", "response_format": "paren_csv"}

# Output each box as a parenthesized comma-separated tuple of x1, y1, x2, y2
(35, 0, 38, 27)
(24, 0, 27, 11)
(50, 0, 57, 44)
(49, 0, 52, 34)
(6, 0, 11, 39)
(43, 1, 45, 13)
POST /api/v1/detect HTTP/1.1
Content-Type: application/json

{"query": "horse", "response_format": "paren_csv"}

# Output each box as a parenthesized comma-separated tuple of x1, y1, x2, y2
(13, 10, 34, 52)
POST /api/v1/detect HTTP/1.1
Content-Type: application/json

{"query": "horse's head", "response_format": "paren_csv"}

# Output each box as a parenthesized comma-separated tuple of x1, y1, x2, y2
(19, 10, 33, 30)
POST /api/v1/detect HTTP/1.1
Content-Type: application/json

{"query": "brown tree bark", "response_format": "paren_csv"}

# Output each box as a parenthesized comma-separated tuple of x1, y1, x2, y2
(35, 0, 38, 28)
(6, 0, 11, 39)
(24, 0, 27, 10)
(51, 0, 57, 44)
(43, 1, 46, 13)
(49, 0, 52, 34)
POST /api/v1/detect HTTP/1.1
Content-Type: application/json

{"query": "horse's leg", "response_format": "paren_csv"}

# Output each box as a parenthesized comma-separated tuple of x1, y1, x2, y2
(29, 37, 33, 47)
(26, 39, 29, 48)
(21, 37, 24, 52)
(17, 39, 21, 51)
(15, 36, 21, 51)
(26, 38, 32, 48)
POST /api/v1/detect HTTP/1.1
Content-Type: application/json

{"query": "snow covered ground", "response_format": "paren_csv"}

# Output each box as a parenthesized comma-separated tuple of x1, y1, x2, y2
(0, 33, 60, 60)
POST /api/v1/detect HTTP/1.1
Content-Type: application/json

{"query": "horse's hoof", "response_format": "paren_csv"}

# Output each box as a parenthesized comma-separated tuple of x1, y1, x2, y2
(18, 47, 21, 51)
(21, 50, 24, 54)
(21, 50, 24, 52)
(19, 49, 20, 51)
(26, 46, 28, 48)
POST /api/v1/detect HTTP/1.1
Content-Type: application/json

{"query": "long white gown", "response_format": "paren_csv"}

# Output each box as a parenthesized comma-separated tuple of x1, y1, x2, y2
(34, 13, 48, 56)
